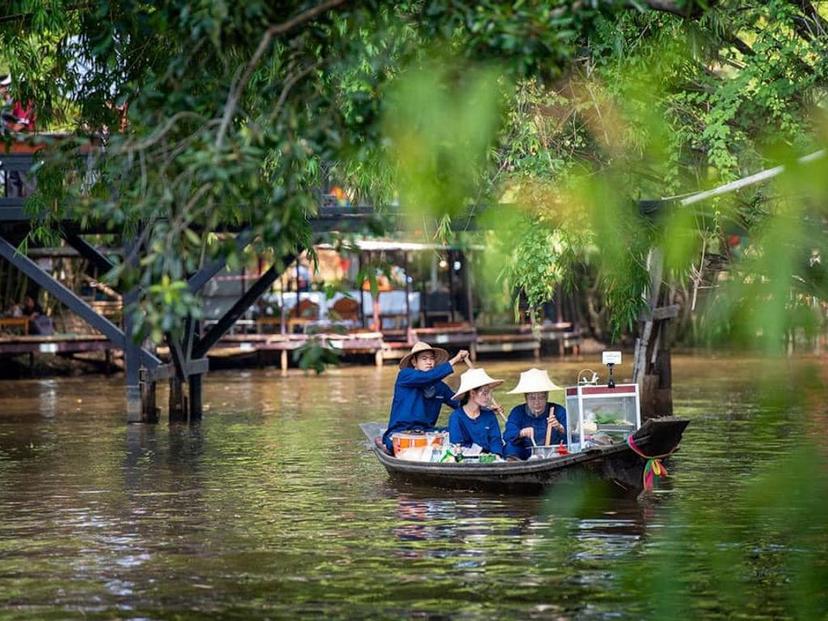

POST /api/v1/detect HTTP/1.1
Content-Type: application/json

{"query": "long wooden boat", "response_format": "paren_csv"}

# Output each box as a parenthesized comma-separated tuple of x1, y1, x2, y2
(360, 417, 689, 494)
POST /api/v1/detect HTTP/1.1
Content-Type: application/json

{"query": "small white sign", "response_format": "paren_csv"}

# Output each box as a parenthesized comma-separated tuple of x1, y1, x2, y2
(39, 343, 59, 353)
(602, 351, 622, 365)
(239, 343, 254, 351)
(435, 335, 449, 344)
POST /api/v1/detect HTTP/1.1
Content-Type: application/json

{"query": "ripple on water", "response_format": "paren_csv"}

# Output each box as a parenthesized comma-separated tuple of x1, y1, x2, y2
(0, 355, 823, 619)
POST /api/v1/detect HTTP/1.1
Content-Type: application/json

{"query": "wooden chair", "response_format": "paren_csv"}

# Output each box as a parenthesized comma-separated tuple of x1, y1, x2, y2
(330, 297, 360, 322)
(290, 298, 320, 320)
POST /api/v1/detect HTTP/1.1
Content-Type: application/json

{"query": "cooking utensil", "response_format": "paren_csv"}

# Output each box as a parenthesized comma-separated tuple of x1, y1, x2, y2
(530, 445, 557, 460)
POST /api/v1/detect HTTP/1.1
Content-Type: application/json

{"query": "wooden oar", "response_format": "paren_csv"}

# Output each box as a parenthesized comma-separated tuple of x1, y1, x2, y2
(491, 397, 507, 424)
(545, 416, 554, 446)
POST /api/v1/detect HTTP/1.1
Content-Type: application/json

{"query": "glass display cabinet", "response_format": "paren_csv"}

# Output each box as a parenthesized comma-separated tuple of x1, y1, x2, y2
(564, 383, 640, 452)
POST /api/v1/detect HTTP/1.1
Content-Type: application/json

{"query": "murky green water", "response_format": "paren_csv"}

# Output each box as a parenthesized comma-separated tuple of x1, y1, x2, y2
(0, 354, 825, 619)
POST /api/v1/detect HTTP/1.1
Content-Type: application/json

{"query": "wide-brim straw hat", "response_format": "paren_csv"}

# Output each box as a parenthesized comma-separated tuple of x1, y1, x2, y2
(507, 368, 562, 394)
(399, 341, 449, 369)
(0, 75, 11, 87)
(451, 368, 504, 401)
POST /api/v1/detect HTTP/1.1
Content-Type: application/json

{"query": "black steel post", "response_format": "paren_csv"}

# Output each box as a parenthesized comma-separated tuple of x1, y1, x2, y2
(189, 373, 203, 422)
(166, 332, 188, 422)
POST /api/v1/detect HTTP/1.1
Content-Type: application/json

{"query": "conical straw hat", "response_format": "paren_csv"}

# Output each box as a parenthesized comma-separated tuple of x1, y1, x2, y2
(451, 367, 504, 401)
(399, 341, 449, 369)
(507, 368, 562, 394)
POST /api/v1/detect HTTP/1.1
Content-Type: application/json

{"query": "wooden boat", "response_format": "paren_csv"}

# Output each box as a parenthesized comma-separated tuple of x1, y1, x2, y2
(360, 417, 689, 494)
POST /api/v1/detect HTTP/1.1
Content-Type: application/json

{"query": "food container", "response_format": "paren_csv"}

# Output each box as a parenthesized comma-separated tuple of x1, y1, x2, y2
(392, 431, 449, 461)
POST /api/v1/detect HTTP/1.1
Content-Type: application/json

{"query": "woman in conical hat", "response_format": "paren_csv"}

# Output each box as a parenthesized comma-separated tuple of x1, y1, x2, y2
(382, 341, 470, 454)
(503, 368, 567, 460)
(447, 367, 505, 457)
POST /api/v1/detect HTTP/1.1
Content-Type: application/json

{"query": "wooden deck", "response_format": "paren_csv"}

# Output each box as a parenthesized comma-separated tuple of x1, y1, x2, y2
(0, 333, 113, 354)
(0, 322, 583, 373)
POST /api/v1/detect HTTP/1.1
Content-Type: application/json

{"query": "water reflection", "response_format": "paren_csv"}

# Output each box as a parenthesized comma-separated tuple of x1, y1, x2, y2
(0, 355, 823, 618)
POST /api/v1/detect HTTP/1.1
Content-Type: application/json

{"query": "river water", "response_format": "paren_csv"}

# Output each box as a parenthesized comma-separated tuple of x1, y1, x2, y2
(0, 354, 825, 619)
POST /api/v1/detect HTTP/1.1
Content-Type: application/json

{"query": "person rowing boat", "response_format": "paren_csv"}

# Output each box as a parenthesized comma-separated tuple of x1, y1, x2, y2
(381, 342, 470, 454)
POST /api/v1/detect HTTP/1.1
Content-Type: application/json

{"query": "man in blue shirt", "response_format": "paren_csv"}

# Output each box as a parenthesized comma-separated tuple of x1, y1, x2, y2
(382, 341, 469, 454)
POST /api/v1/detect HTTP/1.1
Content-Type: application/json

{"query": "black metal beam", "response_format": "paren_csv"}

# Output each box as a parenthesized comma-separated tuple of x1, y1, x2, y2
(63, 232, 115, 274)
(0, 234, 161, 369)
(193, 255, 294, 358)
(148, 358, 209, 382)
(0, 203, 26, 217)
(166, 332, 188, 382)
(187, 229, 254, 294)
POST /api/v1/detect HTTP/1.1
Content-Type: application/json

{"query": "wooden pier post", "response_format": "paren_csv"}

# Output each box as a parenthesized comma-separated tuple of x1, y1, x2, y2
(139, 368, 159, 423)
(633, 248, 675, 420)
(169, 376, 188, 423)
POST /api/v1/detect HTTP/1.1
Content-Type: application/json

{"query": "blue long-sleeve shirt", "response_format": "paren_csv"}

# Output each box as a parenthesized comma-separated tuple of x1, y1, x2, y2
(448, 407, 504, 456)
(383, 362, 459, 451)
(503, 403, 567, 460)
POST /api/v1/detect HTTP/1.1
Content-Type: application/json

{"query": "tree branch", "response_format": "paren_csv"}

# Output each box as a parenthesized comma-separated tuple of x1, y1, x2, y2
(787, 0, 828, 40)
(728, 35, 755, 57)
(640, 0, 715, 19)
(0, 2, 92, 25)
(269, 62, 321, 122)
(215, 0, 347, 148)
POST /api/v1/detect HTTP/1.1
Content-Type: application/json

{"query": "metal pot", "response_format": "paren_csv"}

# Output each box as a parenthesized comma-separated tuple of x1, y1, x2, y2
(529, 445, 558, 460)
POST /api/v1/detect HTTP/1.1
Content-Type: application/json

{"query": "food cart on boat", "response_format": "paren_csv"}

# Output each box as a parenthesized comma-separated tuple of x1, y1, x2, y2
(362, 352, 689, 493)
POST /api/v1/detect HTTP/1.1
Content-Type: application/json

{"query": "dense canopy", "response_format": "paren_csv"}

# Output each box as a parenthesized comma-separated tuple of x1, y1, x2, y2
(1, 0, 827, 344)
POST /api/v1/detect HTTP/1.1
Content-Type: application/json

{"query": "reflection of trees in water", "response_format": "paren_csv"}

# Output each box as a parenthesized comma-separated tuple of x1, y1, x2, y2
(390, 487, 649, 573)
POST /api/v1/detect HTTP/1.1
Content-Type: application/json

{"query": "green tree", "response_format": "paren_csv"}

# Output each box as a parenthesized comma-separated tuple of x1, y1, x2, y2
(1, 0, 615, 340)
(482, 0, 828, 339)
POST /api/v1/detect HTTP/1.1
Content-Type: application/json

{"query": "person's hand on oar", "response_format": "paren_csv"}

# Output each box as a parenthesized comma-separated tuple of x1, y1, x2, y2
(449, 349, 470, 366)
(547, 413, 565, 435)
